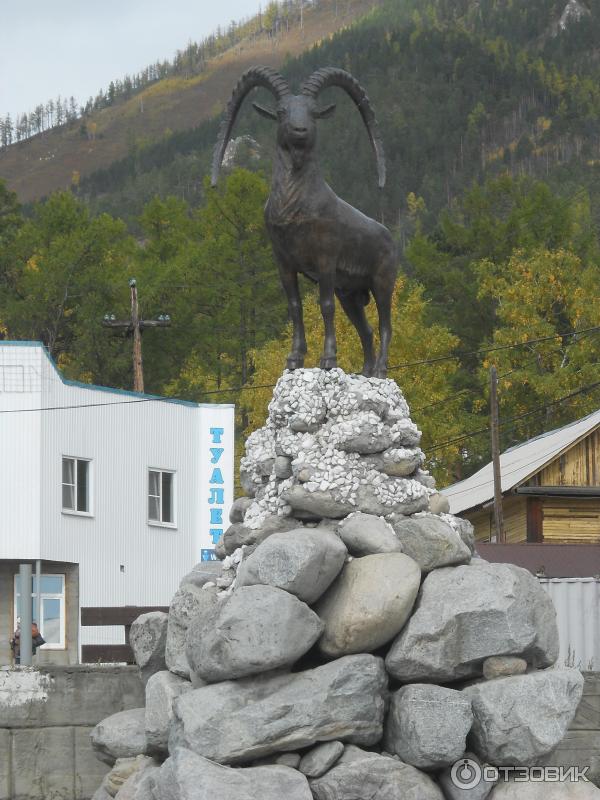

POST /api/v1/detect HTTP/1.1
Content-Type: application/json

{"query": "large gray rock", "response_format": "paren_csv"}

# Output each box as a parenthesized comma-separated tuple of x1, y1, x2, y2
(105, 756, 152, 797)
(438, 752, 497, 800)
(253, 752, 302, 769)
(299, 741, 344, 778)
(91, 709, 147, 766)
(115, 763, 160, 800)
(179, 562, 222, 591)
(429, 492, 451, 514)
(464, 669, 584, 766)
(337, 512, 402, 556)
(170, 654, 388, 765)
(330, 412, 393, 454)
(92, 781, 112, 800)
(283, 485, 353, 519)
(145, 670, 193, 754)
(309, 752, 444, 799)
(129, 612, 168, 685)
(92, 785, 112, 800)
(489, 782, 600, 799)
(186, 585, 323, 683)
(337, 744, 378, 764)
(221, 515, 300, 555)
(452, 515, 476, 553)
(274, 455, 293, 479)
(384, 683, 473, 770)
(236, 528, 346, 604)
(229, 496, 253, 523)
(315, 553, 421, 657)
(386, 562, 559, 682)
(391, 515, 471, 572)
(165, 584, 219, 679)
(157, 748, 313, 800)
(366, 446, 424, 477)
(356, 483, 430, 516)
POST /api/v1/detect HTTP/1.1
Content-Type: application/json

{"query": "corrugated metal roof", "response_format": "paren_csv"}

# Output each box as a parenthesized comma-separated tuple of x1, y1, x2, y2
(476, 543, 600, 578)
(0, 340, 234, 409)
(441, 409, 600, 514)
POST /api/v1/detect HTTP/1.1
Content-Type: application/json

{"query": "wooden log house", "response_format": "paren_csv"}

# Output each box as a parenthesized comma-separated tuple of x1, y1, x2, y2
(442, 410, 600, 544)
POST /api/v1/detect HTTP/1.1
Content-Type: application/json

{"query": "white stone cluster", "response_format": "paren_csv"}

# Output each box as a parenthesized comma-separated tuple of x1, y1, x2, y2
(240, 369, 432, 530)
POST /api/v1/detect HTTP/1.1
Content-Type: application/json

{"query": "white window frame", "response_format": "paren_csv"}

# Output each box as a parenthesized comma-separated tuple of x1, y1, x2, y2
(148, 468, 177, 528)
(13, 573, 66, 650)
(62, 456, 93, 516)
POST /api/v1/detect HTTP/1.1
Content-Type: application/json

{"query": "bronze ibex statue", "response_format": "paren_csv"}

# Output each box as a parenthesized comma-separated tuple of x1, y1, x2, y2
(212, 66, 397, 378)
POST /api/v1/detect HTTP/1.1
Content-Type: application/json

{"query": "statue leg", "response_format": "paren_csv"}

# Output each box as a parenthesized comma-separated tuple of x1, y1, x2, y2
(373, 283, 393, 379)
(336, 290, 375, 376)
(319, 273, 337, 370)
(280, 268, 306, 370)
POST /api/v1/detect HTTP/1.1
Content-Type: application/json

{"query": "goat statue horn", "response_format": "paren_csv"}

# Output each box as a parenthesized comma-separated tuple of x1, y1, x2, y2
(302, 67, 386, 189)
(211, 67, 290, 186)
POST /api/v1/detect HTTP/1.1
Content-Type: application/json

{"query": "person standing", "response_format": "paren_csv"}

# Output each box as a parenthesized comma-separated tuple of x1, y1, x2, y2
(10, 621, 45, 665)
(31, 622, 45, 656)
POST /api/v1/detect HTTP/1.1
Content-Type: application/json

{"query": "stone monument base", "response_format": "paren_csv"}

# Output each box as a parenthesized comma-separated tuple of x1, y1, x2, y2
(89, 369, 591, 800)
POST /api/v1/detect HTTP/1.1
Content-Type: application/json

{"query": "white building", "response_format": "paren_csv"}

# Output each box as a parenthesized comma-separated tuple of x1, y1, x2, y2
(0, 341, 234, 665)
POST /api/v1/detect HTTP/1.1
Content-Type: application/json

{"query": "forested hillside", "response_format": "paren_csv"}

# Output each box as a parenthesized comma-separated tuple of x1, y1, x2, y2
(2, 0, 600, 484)
(0, 0, 379, 202)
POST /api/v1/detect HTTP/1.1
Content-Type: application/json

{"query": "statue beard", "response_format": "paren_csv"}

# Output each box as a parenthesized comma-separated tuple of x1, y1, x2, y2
(288, 142, 308, 171)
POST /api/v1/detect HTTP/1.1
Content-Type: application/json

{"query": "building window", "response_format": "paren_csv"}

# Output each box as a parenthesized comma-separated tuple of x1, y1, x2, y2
(14, 574, 65, 649)
(62, 457, 91, 513)
(148, 469, 175, 525)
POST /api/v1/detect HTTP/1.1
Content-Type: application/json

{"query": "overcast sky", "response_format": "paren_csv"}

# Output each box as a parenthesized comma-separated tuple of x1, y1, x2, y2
(0, 0, 261, 120)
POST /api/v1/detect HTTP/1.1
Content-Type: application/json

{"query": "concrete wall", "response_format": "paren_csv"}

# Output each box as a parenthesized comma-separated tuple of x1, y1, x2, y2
(0, 664, 144, 800)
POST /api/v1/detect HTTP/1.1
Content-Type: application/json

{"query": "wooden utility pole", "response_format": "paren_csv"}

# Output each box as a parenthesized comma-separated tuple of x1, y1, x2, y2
(490, 365, 505, 543)
(103, 279, 171, 393)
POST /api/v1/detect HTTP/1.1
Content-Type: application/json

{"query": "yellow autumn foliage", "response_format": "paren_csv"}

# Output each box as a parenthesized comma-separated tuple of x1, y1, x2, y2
(240, 279, 474, 484)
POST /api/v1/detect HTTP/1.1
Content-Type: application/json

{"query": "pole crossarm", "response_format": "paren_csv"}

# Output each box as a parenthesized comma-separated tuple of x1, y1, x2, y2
(102, 319, 171, 331)
(102, 279, 171, 393)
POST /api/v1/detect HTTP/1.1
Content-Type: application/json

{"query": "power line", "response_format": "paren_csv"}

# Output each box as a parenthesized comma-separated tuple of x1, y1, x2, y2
(186, 324, 600, 400)
(412, 388, 471, 413)
(0, 397, 163, 414)
(426, 379, 600, 453)
(387, 324, 600, 373)
(3, 330, 600, 416)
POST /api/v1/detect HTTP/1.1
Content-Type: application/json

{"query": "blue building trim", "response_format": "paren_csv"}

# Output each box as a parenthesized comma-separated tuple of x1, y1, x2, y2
(0, 341, 234, 409)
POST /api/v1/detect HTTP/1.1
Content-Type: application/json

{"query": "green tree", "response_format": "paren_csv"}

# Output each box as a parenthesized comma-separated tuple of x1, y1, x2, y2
(0, 180, 23, 292)
(1, 192, 134, 385)
(165, 169, 287, 424)
(241, 279, 475, 484)
(476, 247, 600, 447)
(406, 175, 597, 350)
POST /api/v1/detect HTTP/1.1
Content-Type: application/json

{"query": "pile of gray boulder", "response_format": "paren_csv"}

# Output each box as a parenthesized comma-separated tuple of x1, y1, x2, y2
(91, 369, 597, 800)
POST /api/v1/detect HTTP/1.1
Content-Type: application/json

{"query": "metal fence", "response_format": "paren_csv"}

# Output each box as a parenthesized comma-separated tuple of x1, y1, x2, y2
(539, 577, 600, 671)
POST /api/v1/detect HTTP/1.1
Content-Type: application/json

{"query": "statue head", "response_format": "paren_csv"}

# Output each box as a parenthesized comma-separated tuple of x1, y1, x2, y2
(212, 66, 386, 186)
(253, 93, 335, 171)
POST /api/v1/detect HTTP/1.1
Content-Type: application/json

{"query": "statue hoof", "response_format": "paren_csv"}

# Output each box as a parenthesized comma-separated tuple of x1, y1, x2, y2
(320, 356, 337, 371)
(362, 363, 375, 378)
(286, 356, 305, 370)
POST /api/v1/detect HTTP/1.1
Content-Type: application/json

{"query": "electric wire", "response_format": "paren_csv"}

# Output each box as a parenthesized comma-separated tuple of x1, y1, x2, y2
(426, 379, 600, 453)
